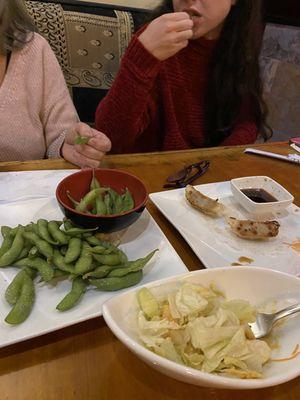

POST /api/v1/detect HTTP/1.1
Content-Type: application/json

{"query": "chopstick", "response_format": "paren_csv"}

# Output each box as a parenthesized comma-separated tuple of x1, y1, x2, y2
(290, 143, 300, 154)
(244, 148, 300, 165)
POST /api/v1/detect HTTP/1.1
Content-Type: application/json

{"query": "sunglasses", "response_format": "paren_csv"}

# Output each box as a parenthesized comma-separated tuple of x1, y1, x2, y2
(163, 160, 210, 188)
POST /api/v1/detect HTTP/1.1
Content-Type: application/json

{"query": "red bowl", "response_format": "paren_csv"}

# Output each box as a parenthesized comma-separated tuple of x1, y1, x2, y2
(56, 168, 148, 233)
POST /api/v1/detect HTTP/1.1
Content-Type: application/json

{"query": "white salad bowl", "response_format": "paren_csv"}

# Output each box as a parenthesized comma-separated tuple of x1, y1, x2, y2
(102, 267, 300, 390)
(230, 176, 294, 214)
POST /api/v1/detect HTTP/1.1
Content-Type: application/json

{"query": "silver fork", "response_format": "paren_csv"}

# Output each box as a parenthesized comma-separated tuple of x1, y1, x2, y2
(249, 303, 300, 339)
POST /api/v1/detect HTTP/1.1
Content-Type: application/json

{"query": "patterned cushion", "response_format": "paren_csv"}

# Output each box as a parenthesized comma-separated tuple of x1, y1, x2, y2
(25, 0, 150, 123)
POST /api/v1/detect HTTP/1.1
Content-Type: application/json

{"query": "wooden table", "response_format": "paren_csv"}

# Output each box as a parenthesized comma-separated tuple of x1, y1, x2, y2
(0, 142, 299, 400)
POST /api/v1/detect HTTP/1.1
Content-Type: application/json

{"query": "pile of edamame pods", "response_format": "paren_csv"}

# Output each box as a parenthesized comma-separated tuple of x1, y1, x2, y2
(67, 170, 135, 215)
(0, 219, 157, 325)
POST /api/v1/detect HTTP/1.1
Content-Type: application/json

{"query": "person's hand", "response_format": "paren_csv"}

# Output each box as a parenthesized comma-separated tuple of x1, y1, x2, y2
(138, 12, 193, 61)
(62, 122, 111, 168)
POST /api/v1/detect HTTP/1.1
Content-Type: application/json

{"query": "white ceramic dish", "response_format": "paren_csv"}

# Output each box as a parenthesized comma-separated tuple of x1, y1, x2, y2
(230, 176, 294, 214)
(0, 170, 187, 348)
(149, 181, 300, 276)
(103, 267, 300, 390)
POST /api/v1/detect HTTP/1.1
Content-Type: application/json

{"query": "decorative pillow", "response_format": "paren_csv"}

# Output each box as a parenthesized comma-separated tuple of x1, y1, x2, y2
(25, 0, 151, 123)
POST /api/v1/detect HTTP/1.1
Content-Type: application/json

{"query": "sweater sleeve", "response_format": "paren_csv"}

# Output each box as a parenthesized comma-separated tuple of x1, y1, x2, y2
(95, 34, 162, 153)
(38, 35, 79, 158)
(220, 98, 259, 146)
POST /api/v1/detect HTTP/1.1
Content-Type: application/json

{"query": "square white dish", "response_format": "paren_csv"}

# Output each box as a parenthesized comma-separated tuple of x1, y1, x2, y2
(103, 267, 300, 389)
(0, 170, 188, 348)
(231, 176, 294, 214)
(150, 181, 300, 275)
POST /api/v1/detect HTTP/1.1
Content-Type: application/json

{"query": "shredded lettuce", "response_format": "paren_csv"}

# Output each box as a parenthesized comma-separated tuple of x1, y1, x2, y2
(137, 283, 271, 379)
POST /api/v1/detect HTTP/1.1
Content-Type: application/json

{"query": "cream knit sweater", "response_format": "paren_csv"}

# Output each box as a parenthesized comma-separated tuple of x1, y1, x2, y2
(0, 33, 79, 162)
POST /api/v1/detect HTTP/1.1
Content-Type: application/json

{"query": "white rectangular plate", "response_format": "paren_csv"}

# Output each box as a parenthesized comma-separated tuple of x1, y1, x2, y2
(150, 181, 300, 276)
(0, 170, 187, 348)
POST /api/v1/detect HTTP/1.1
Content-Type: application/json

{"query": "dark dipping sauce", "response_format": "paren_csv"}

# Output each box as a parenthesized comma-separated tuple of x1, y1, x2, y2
(241, 188, 278, 203)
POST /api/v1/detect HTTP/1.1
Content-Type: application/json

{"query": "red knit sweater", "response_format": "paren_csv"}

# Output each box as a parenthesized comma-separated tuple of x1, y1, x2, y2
(95, 34, 258, 154)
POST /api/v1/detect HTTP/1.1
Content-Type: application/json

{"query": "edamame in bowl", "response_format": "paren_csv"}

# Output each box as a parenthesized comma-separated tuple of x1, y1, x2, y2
(56, 169, 148, 233)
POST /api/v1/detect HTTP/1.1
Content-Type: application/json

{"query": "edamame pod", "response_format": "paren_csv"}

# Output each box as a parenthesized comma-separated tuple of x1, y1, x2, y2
(90, 245, 107, 254)
(5, 268, 36, 306)
(76, 188, 107, 213)
(67, 191, 80, 208)
(48, 221, 69, 245)
(63, 219, 73, 231)
(64, 227, 98, 237)
(74, 135, 90, 145)
(53, 269, 69, 279)
(93, 253, 125, 266)
(0, 225, 25, 267)
(96, 196, 107, 216)
(37, 219, 58, 245)
(81, 232, 93, 238)
(15, 257, 54, 282)
(86, 236, 119, 252)
(74, 242, 93, 274)
(121, 189, 134, 212)
(5, 270, 35, 324)
(85, 236, 103, 246)
(24, 223, 34, 233)
(1, 226, 12, 238)
(0, 233, 14, 259)
(108, 250, 158, 278)
(64, 237, 82, 264)
(56, 277, 87, 311)
(92, 175, 107, 215)
(3, 226, 19, 237)
(114, 194, 123, 214)
(104, 193, 112, 214)
(53, 250, 75, 274)
(90, 169, 99, 190)
(40, 268, 69, 284)
(16, 244, 31, 260)
(89, 270, 143, 291)
(107, 188, 119, 214)
(25, 222, 39, 235)
(83, 265, 114, 279)
(23, 231, 53, 260)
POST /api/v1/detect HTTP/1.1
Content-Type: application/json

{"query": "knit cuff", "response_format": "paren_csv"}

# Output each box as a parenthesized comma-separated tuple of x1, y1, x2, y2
(124, 35, 162, 78)
(46, 131, 66, 159)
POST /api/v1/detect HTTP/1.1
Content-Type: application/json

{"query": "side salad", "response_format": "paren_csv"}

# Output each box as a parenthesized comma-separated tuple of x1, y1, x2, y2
(137, 283, 271, 379)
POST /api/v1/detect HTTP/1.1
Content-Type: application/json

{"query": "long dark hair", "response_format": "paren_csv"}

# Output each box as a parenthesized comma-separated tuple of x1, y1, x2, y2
(141, 0, 272, 144)
(0, 0, 35, 55)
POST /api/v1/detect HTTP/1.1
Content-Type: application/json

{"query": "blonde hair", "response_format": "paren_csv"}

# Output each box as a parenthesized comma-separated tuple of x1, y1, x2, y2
(0, 0, 35, 54)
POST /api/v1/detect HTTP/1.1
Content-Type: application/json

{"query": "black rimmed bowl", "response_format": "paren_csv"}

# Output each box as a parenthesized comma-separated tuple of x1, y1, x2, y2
(56, 168, 148, 233)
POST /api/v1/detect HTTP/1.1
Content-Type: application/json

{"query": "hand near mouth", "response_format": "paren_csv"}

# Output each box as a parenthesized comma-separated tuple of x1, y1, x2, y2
(138, 12, 194, 61)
